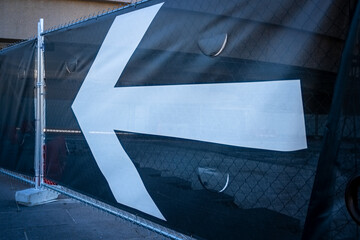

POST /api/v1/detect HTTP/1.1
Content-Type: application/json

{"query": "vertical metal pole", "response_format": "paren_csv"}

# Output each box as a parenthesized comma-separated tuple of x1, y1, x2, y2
(35, 18, 45, 188)
(39, 18, 46, 186)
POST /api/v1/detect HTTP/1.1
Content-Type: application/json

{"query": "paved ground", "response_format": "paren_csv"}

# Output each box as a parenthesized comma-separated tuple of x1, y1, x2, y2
(0, 173, 170, 240)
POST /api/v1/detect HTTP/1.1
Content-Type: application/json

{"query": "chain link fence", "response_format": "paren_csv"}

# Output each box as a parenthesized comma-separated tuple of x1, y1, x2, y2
(41, 0, 360, 239)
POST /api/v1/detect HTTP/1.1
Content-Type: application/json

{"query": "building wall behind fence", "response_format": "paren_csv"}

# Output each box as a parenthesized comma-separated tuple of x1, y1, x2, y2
(0, 0, 133, 49)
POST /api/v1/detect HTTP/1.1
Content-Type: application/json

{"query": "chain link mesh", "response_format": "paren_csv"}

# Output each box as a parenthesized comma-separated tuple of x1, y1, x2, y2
(42, 0, 360, 239)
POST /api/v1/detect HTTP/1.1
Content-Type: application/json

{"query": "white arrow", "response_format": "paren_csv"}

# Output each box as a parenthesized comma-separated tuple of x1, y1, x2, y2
(72, 3, 307, 220)
(72, 3, 166, 220)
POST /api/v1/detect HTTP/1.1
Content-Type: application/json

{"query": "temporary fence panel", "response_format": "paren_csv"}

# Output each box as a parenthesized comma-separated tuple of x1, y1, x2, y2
(303, 1, 360, 239)
(0, 40, 36, 177)
(28, 0, 360, 239)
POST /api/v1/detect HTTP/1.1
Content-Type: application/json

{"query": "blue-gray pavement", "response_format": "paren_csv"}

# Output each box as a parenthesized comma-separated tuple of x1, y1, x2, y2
(0, 174, 170, 240)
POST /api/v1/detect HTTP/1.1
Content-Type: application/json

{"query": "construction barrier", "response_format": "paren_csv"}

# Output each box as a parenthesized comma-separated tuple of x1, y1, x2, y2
(1, 0, 360, 239)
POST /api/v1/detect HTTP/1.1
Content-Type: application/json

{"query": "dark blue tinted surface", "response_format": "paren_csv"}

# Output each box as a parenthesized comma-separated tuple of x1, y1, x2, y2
(43, 1, 360, 239)
(0, 40, 36, 176)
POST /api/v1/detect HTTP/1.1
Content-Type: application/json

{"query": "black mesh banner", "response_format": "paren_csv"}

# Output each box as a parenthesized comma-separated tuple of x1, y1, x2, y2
(0, 40, 36, 177)
(43, 0, 359, 239)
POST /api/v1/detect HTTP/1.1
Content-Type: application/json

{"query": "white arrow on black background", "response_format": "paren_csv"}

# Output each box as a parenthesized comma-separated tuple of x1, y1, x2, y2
(72, 3, 307, 220)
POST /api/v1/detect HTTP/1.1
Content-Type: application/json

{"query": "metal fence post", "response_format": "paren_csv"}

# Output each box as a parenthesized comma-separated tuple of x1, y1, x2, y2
(35, 18, 45, 188)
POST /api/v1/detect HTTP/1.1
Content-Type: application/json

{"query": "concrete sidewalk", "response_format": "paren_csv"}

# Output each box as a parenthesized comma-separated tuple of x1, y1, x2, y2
(0, 173, 170, 240)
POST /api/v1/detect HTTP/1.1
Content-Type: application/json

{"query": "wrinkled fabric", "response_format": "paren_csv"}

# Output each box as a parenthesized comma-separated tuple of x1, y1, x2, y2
(0, 40, 36, 177)
(0, 0, 353, 239)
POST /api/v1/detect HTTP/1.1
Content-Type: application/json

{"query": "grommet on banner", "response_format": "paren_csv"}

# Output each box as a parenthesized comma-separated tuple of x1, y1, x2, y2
(345, 175, 360, 225)
(198, 33, 228, 57)
(197, 167, 229, 193)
